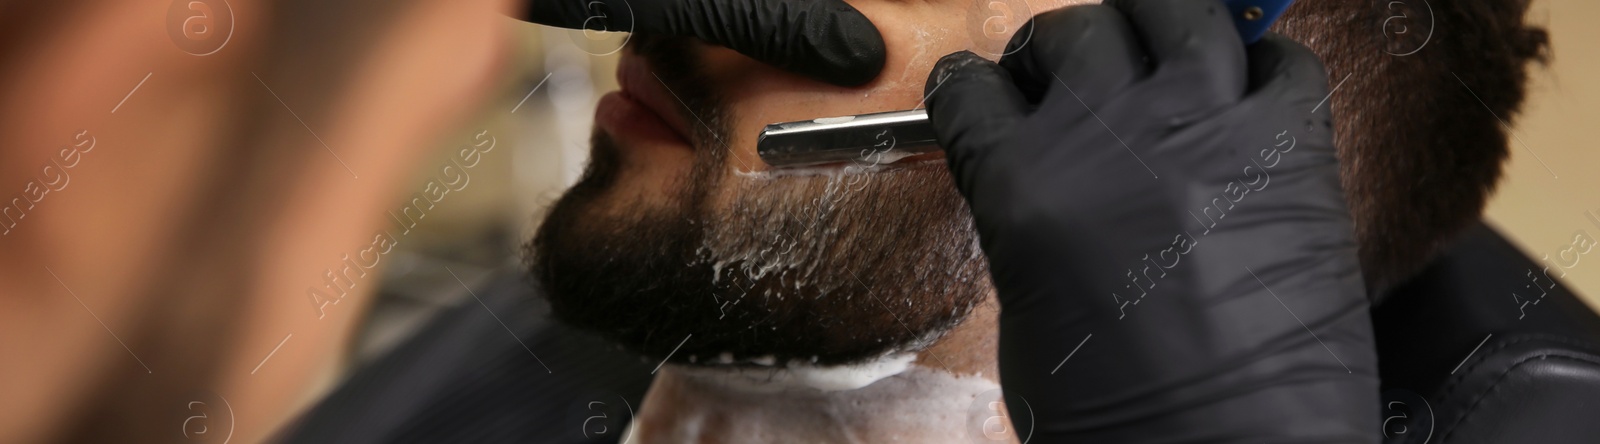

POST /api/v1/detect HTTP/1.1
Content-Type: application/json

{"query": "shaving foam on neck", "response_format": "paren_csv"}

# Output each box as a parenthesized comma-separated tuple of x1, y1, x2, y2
(675, 352, 917, 393)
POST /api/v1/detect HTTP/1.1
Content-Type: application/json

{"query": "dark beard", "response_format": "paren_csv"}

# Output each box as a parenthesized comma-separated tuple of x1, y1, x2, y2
(528, 36, 990, 367)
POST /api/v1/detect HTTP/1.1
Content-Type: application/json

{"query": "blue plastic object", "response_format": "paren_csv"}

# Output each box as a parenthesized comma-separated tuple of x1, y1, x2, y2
(1222, 0, 1294, 44)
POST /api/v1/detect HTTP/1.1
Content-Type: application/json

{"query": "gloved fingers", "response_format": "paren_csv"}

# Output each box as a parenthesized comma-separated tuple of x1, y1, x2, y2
(925, 51, 1031, 195)
(1244, 34, 1331, 112)
(523, 0, 887, 87)
(523, 0, 623, 31)
(1104, 0, 1246, 116)
(998, 5, 1145, 108)
(675, 0, 886, 86)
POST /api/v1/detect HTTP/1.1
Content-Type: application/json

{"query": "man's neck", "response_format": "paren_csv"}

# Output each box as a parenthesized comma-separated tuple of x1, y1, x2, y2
(625, 299, 1019, 443)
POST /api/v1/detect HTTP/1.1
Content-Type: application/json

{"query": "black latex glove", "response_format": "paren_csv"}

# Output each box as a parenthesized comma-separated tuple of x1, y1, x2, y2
(523, 0, 885, 86)
(924, 0, 1378, 441)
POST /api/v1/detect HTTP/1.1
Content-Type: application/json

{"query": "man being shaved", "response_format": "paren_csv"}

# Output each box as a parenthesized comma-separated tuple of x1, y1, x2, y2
(530, 0, 1559, 442)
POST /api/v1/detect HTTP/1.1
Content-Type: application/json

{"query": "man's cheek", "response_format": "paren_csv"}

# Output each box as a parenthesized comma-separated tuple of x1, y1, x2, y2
(580, 139, 696, 217)
(965, 0, 1034, 56)
(614, 160, 697, 213)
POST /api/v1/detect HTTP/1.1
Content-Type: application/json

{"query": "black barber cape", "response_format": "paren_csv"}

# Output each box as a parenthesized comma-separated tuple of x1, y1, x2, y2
(281, 221, 1600, 443)
(276, 273, 655, 444)
(1374, 221, 1600, 443)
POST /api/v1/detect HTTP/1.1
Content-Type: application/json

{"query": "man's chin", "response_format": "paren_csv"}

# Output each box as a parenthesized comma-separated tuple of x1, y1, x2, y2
(531, 121, 991, 369)
(531, 211, 963, 367)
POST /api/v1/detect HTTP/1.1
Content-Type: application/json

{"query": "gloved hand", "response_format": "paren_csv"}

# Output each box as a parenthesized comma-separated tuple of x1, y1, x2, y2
(924, 0, 1378, 441)
(523, 0, 885, 86)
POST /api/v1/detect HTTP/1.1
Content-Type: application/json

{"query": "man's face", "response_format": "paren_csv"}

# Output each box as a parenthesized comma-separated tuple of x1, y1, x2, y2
(532, 0, 1085, 366)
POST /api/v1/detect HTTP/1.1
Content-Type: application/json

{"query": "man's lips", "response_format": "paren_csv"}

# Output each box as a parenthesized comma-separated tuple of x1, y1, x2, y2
(595, 91, 686, 148)
(615, 49, 696, 145)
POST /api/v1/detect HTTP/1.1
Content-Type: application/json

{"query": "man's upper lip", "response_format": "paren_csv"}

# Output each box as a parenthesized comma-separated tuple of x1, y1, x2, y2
(617, 50, 694, 144)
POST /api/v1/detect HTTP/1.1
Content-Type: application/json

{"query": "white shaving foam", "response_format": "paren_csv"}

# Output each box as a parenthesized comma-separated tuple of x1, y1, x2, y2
(676, 352, 917, 393)
(631, 364, 1011, 443)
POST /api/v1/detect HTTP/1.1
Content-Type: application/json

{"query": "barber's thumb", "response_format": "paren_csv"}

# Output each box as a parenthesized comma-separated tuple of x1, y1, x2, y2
(925, 51, 1029, 193)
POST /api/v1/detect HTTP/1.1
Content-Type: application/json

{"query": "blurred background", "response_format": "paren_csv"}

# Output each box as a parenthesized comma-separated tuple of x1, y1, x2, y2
(355, 0, 1599, 397)
(1482, 2, 1600, 310)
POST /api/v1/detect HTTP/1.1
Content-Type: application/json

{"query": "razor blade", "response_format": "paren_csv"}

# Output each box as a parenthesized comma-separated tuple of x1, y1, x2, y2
(756, 0, 1295, 169)
(756, 109, 940, 168)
